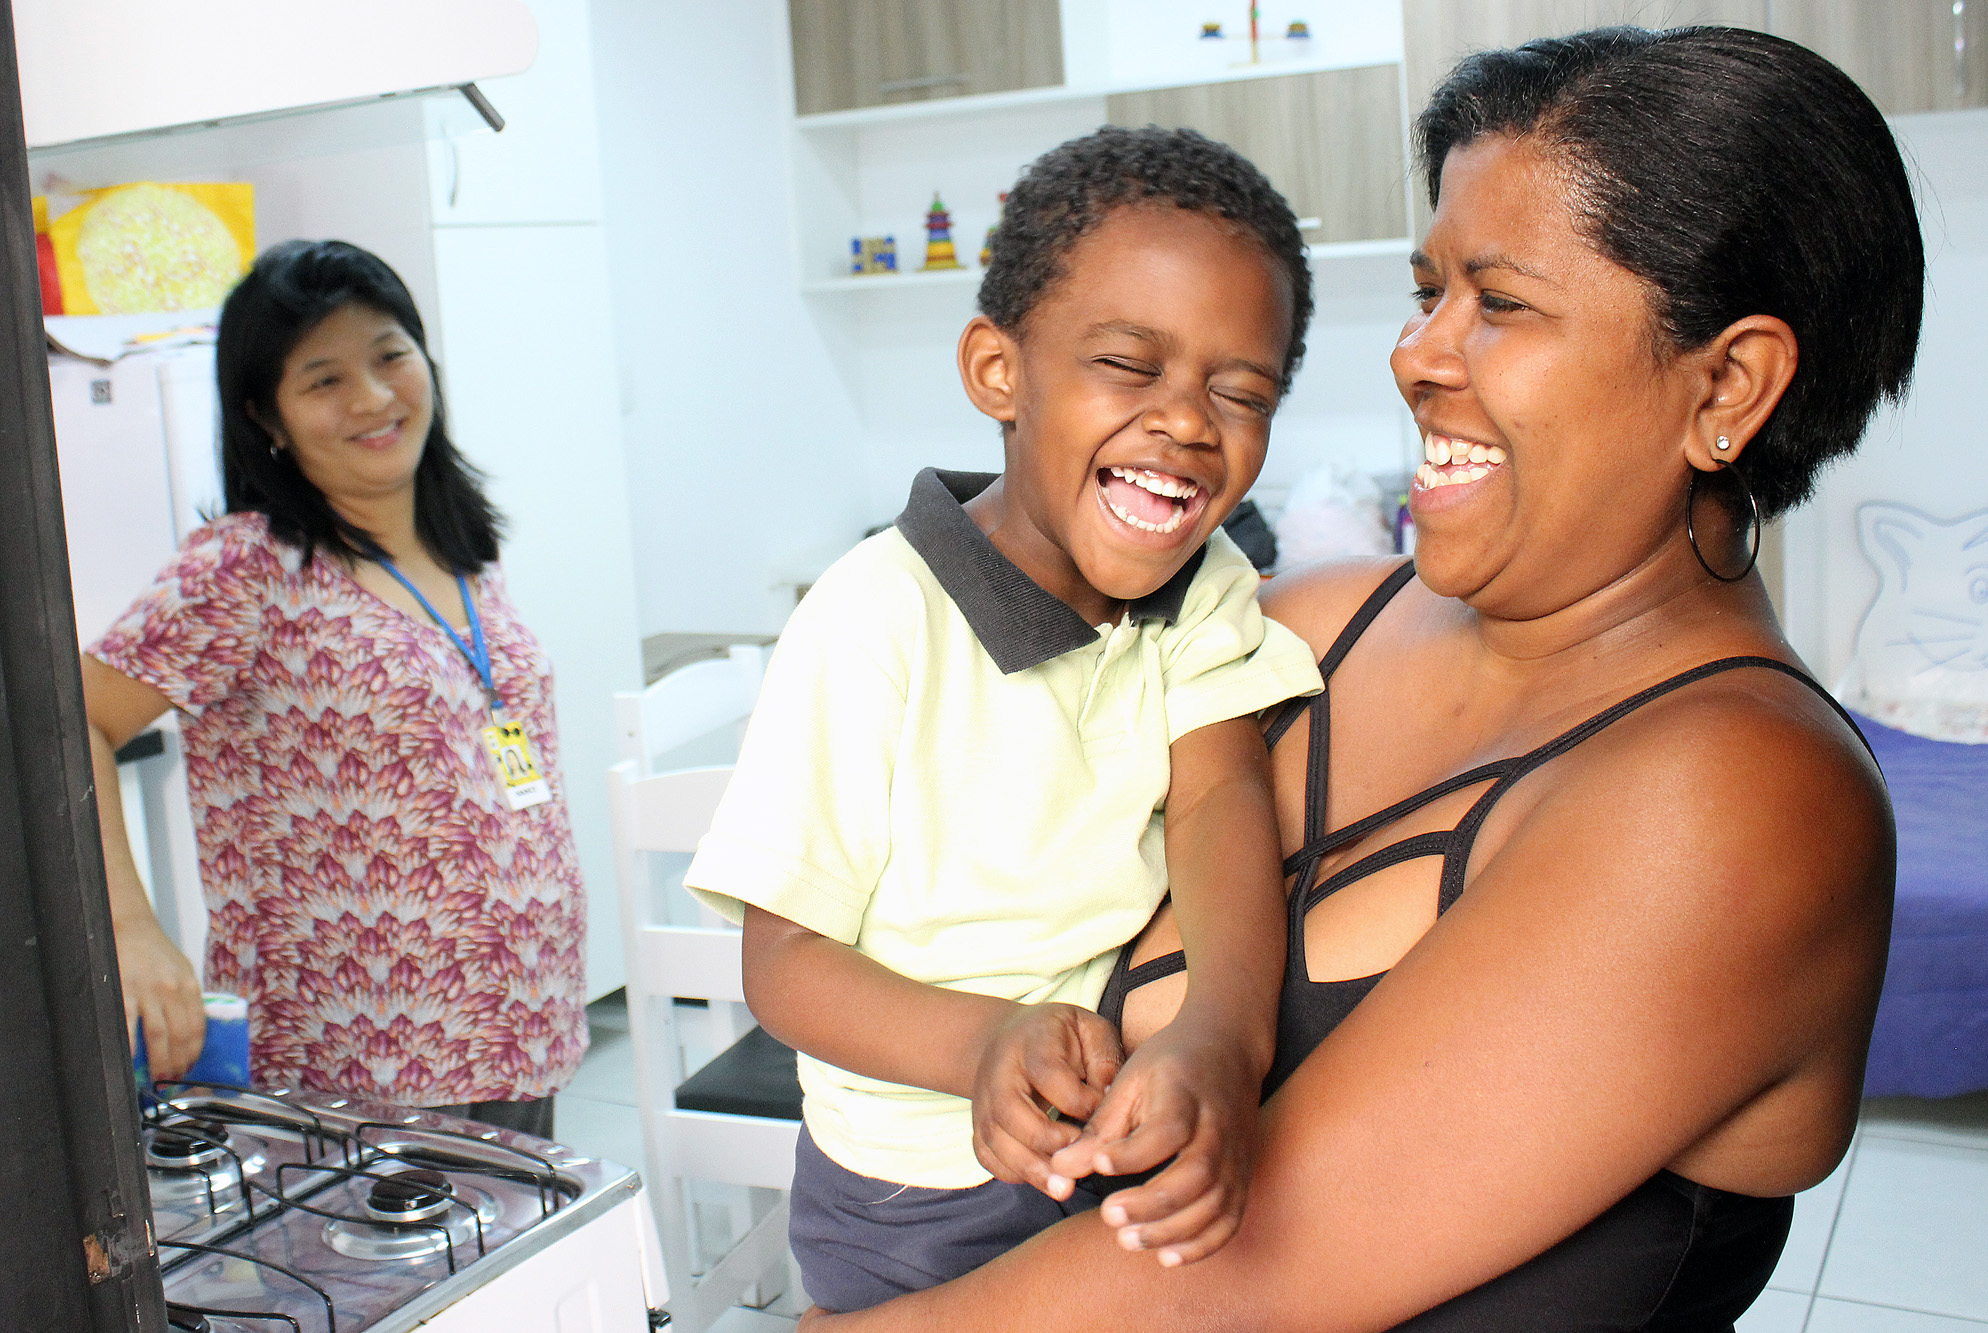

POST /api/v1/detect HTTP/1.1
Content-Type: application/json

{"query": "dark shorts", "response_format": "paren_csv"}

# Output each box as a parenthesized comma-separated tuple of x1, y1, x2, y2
(789, 1125, 1098, 1313)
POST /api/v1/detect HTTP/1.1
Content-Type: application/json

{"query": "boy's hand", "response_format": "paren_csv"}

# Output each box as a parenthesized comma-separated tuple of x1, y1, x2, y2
(1046, 1016, 1260, 1266)
(971, 1002, 1124, 1200)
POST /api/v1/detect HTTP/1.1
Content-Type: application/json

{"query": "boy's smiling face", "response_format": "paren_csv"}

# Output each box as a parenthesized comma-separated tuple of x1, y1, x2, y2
(958, 204, 1294, 626)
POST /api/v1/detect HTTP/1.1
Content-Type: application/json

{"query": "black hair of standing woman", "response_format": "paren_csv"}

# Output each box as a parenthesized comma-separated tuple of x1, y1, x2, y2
(216, 238, 505, 573)
(1417, 25, 1924, 519)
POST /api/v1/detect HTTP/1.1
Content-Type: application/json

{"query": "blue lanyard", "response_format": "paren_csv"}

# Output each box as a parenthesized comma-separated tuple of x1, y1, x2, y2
(377, 560, 499, 713)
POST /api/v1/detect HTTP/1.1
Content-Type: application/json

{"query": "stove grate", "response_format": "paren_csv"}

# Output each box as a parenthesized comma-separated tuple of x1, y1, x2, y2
(159, 1240, 338, 1333)
(270, 1161, 487, 1273)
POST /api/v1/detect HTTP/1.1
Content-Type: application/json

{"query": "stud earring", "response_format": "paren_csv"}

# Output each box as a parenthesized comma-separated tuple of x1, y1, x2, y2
(1715, 436, 1732, 452)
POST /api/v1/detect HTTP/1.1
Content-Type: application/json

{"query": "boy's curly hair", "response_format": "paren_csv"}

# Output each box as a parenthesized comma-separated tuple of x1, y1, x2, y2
(978, 125, 1313, 393)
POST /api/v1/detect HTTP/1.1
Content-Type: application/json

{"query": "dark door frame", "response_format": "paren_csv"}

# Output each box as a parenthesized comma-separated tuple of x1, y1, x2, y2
(0, 6, 167, 1329)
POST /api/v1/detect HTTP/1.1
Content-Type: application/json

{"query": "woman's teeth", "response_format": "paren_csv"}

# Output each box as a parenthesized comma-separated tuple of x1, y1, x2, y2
(1417, 434, 1507, 489)
(1103, 466, 1198, 534)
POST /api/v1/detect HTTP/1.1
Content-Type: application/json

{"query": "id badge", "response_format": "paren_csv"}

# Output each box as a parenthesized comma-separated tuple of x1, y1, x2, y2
(482, 717, 552, 811)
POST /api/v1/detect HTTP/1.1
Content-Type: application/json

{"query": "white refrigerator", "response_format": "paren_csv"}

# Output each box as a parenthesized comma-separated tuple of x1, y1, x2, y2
(48, 342, 222, 969)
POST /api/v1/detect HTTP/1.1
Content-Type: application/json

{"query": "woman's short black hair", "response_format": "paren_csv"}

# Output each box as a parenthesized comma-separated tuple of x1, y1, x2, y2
(217, 239, 503, 572)
(1417, 25, 1923, 519)
(979, 125, 1314, 393)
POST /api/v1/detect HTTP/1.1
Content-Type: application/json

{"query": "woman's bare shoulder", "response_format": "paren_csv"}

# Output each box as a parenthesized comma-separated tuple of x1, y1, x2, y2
(1260, 558, 1411, 655)
(1515, 661, 1892, 936)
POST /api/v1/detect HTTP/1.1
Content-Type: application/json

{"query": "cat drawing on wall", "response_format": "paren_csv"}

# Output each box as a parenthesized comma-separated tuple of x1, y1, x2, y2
(1837, 501, 1988, 744)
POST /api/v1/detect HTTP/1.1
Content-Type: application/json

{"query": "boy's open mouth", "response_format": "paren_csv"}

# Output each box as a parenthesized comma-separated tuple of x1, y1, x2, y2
(1098, 465, 1206, 536)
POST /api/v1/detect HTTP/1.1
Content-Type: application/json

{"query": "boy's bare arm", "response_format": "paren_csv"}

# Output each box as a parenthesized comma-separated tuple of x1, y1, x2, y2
(743, 904, 1005, 1097)
(1049, 713, 1287, 1263)
(741, 905, 1121, 1119)
(1159, 713, 1287, 1068)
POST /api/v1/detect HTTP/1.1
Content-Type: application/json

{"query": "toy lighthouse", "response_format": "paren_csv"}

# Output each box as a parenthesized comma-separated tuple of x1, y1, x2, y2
(919, 193, 964, 271)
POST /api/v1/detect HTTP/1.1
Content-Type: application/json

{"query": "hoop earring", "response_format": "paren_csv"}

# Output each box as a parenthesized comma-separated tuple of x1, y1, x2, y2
(1686, 461, 1761, 583)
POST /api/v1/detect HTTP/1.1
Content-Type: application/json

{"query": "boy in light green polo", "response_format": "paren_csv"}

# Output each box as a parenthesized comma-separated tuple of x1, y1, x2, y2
(685, 127, 1321, 1313)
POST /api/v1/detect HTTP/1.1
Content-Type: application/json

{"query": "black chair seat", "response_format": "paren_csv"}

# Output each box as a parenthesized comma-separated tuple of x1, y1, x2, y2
(674, 1024, 803, 1121)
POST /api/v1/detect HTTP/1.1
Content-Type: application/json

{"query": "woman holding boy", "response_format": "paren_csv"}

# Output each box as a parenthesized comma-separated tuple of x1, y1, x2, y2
(688, 129, 1324, 1310)
(808, 24, 1914, 1331)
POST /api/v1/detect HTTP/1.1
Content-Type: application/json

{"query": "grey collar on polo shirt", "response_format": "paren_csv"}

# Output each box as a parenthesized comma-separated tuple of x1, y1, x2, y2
(892, 467, 1207, 675)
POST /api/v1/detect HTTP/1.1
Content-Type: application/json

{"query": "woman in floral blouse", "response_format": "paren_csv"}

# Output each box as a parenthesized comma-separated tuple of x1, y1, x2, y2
(85, 240, 586, 1135)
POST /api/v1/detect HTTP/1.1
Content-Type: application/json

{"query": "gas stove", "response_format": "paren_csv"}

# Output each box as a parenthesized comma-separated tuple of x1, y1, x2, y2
(143, 1083, 664, 1332)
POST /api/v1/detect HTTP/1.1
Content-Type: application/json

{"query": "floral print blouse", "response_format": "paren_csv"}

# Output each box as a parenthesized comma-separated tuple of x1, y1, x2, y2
(92, 513, 587, 1104)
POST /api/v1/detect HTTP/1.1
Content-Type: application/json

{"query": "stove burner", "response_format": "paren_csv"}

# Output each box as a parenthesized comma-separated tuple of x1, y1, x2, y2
(324, 1174, 499, 1262)
(145, 1120, 266, 1211)
(365, 1168, 455, 1224)
(163, 1305, 211, 1333)
(148, 1125, 230, 1170)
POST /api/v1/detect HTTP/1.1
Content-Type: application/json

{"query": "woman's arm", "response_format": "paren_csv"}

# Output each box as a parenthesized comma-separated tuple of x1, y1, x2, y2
(81, 655, 205, 1079)
(811, 687, 1891, 1333)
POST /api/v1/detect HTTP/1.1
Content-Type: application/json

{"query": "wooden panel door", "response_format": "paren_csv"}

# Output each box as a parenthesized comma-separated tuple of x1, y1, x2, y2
(1107, 64, 1409, 246)
(1772, 0, 1988, 115)
(790, 0, 1063, 116)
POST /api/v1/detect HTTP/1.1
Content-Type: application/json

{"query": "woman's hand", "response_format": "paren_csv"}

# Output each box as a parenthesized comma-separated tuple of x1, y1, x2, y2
(81, 656, 193, 1076)
(1049, 1013, 1259, 1266)
(116, 910, 205, 1079)
(971, 1002, 1123, 1199)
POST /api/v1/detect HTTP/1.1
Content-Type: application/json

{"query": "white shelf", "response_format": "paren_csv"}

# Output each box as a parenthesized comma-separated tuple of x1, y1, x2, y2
(1309, 237, 1412, 261)
(799, 238, 1413, 300)
(801, 267, 980, 296)
(794, 57, 1402, 133)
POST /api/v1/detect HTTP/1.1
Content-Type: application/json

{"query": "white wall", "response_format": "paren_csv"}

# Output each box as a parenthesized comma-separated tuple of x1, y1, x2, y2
(245, 144, 443, 353)
(430, 0, 645, 999)
(591, 0, 872, 633)
(1783, 108, 1988, 684)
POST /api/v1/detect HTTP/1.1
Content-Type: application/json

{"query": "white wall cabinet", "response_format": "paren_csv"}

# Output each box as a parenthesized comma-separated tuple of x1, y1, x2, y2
(426, 0, 608, 225)
(12, 0, 537, 150)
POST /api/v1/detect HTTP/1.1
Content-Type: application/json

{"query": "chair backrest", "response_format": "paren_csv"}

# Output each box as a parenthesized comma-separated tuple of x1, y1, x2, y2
(608, 761, 742, 1011)
(616, 645, 768, 774)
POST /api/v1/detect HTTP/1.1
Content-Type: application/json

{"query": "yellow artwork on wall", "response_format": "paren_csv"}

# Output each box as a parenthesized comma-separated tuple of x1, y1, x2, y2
(44, 182, 255, 315)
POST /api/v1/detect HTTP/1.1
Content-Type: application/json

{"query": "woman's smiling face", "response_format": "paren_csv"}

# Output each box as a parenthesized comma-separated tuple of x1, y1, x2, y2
(1395, 135, 1711, 615)
(263, 302, 435, 511)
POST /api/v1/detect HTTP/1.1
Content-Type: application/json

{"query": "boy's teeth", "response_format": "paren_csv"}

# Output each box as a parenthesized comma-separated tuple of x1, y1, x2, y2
(1107, 465, 1200, 500)
(1107, 498, 1189, 534)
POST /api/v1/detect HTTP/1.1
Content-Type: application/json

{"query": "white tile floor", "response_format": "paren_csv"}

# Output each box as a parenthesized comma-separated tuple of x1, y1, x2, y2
(1737, 1093, 1988, 1332)
(558, 996, 1988, 1331)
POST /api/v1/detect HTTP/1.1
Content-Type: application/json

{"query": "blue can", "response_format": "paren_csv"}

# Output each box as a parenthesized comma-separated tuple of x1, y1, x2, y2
(134, 992, 251, 1097)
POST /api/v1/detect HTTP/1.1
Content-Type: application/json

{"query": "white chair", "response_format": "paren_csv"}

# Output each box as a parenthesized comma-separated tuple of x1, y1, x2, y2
(616, 644, 768, 771)
(614, 644, 768, 1048)
(610, 648, 802, 1331)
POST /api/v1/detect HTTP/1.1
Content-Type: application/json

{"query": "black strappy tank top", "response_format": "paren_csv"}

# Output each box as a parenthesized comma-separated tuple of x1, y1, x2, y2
(1098, 561, 1872, 1331)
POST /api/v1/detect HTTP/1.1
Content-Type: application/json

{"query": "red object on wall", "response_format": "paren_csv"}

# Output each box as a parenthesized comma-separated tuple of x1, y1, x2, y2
(36, 231, 61, 315)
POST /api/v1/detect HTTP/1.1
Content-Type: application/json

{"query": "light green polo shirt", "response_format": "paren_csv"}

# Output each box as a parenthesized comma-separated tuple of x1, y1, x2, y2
(686, 469, 1323, 1188)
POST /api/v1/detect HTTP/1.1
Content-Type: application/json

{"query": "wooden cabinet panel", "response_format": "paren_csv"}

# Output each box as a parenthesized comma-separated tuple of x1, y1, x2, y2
(1772, 0, 1988, 115)
(1401, 0, 1769, 232)
(1107, 65, 1408, 245)
(790, 0, 1062, 116)
(1404, 0, 1770, 121)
